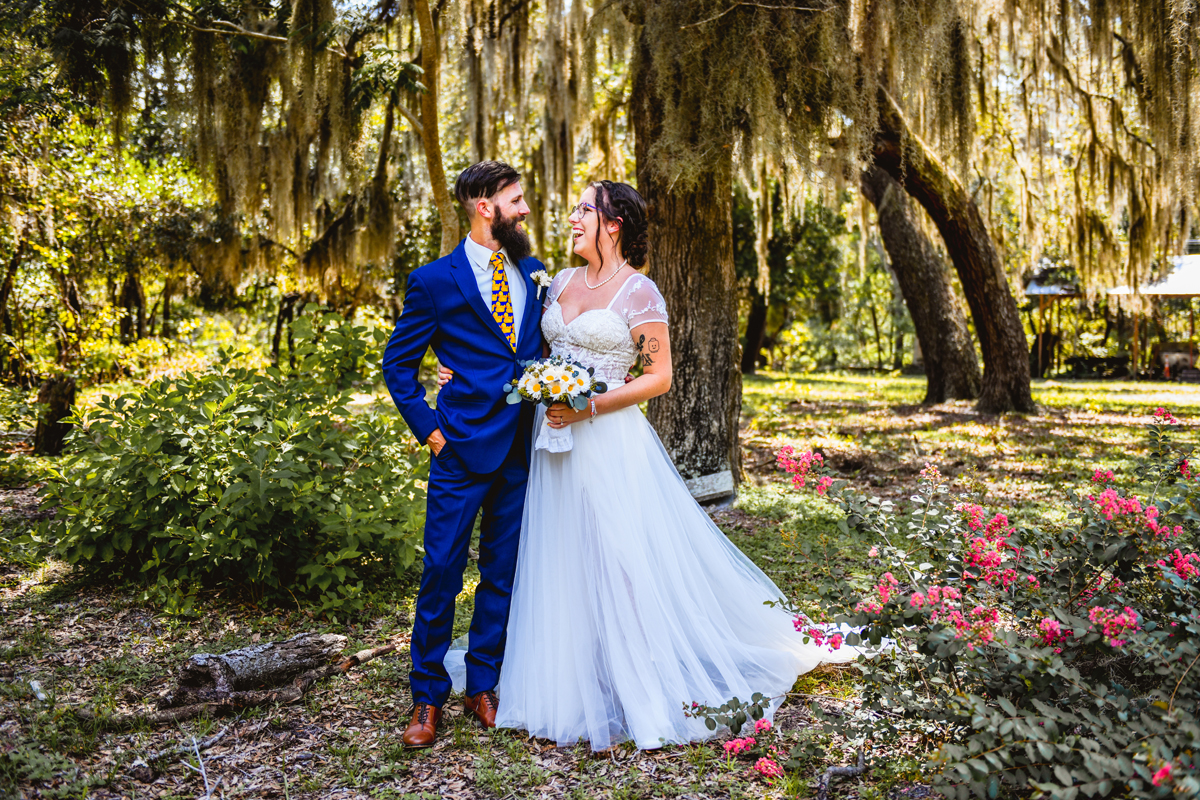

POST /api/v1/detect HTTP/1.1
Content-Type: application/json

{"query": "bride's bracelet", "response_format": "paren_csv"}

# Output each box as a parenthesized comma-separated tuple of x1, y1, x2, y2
(589, 398, 598, 422)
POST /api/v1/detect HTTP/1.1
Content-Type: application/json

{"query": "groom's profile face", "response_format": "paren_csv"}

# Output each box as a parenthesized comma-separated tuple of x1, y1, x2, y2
(485, 181, 530, 229)
(487, 181, 533, 262)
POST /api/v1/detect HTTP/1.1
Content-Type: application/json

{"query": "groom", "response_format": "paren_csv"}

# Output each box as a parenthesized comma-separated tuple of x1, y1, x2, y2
(382, 161, 544, 747)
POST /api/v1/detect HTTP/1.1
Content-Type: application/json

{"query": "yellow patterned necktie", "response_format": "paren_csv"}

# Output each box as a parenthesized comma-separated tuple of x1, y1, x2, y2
(489, 251, 516, 350)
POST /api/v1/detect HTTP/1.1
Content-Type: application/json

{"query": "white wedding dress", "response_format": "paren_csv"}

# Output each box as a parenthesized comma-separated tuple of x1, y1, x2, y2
(449, 268, 858, 750)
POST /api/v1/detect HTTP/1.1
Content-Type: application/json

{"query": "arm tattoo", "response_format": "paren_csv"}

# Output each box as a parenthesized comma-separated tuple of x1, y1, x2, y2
(642, 337, 660, 366)
(635, 334, 654, 366)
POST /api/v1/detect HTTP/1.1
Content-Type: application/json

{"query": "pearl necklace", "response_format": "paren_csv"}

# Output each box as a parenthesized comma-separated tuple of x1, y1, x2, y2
(584, 259, 629, 290)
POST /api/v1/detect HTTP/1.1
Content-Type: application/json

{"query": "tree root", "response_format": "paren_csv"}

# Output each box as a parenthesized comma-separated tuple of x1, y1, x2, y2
(77, 642, 397, 729)
(816, 749, 866, 800)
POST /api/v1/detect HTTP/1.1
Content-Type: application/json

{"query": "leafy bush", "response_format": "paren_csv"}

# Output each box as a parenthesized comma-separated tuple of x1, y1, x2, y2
(0, 742, 100, 799)
(752, 410, 1200, 797)
(33, 315, 427, 613)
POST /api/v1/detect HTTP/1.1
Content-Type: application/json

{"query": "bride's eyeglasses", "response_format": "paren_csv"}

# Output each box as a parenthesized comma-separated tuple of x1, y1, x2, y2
(568, 201, 596, 218)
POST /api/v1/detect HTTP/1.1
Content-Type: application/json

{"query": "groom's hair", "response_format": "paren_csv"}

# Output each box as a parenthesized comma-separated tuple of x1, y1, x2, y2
(455, 160, 521, 215)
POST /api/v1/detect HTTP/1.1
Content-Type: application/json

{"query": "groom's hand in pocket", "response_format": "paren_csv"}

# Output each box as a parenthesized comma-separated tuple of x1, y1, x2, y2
(426, 429, 447, 456)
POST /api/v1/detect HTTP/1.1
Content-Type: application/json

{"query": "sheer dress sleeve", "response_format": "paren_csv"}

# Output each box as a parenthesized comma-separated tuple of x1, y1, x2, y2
(544, 268, 575, 311)
(618, 275, 669, 330)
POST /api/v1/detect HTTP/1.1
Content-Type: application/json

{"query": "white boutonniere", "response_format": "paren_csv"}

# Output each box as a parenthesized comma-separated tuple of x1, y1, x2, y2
(531, 269, 552, 299)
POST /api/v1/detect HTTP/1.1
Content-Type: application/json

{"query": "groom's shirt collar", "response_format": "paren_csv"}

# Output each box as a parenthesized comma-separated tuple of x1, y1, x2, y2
(461, 234, 527, 338)
(464, 232, 511, 274)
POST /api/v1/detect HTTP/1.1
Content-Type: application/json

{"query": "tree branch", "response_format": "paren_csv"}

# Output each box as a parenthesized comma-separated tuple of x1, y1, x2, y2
(496, 0, 534, 35)
(1045, 43, 1156, 153)
(816, 749, 866, 800)
(681, 2, 825, 29)
(396, 103, 425, 138)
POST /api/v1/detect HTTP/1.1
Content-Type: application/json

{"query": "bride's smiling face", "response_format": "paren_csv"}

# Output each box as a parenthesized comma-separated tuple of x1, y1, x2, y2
(568, 185, 618, 262)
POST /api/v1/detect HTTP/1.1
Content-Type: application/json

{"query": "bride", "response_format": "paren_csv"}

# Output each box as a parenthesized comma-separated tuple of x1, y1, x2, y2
(449, 180, 855, 750)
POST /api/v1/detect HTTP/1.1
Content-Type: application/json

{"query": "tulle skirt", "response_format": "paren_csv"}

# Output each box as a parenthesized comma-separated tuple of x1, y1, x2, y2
(478, 405, 857, 750)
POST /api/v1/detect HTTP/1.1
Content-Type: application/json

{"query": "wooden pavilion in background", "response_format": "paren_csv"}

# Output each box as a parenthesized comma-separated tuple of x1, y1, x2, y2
(1109, 253, 1200, 378)
(1024, 267, 1081, 378)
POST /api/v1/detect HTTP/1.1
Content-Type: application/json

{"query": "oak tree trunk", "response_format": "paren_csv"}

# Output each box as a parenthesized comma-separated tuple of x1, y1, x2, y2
(119, 266, 146, 343)
(160, 279, 173, 339)
(860, 165, 981, 403)
(414, 0, 460, 256)
(742, 287, 769, 374)
(632, 30, 741, 501)
(33, 375, 76, 456)
(873, 88, 1034, 413)
(0, 240, 24, 383)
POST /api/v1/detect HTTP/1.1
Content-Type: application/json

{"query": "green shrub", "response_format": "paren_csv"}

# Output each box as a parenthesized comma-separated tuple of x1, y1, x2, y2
(33, 315, 427, 613)
(0, 742, 100, 799)
(765, 410, 1200, 798)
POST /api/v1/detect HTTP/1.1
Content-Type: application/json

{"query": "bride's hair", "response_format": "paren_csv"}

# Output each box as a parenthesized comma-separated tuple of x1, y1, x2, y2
(590, 181, 650, 268)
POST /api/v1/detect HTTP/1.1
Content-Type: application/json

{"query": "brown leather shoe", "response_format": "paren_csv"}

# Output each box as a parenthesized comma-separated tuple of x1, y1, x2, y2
(463, 690, 499, 728)
(402, 703, 441, 748)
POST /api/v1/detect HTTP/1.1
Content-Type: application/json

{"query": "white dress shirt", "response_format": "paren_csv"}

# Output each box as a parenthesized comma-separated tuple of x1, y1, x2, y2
(463, 233, 526, 341)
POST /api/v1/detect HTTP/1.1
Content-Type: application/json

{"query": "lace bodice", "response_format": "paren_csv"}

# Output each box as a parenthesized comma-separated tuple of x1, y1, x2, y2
(541, 269, 669, 383)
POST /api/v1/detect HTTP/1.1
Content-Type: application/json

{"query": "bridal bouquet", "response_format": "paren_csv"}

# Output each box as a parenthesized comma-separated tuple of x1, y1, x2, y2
(502, 355, 607, 452)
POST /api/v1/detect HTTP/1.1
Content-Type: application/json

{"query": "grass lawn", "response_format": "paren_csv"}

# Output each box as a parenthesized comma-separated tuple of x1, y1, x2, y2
(1, 373, 1195, 799)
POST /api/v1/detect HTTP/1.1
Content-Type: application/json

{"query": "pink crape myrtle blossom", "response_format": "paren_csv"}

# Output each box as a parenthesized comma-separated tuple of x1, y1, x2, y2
(1157, 549, 1200, 580)
(792, 617, 845, 651)
(1152, 763, 1173, 787)
(1077, 573, 1125, 604)
(953, 504, 1025, 589)
(1088, 606, 1141, 647)
(1085, 488, 1183, 538)
(963, 607, 1001, 650)
(776, 446, 825, 489)
(919, 463, 942, 483)
(1091, 467, 1115, 484)
(754, 718, 773, 734)
(796, 623, 825, 644)
(908, 584, 999, 649)
(753, 757, 784, 778)
(1153, 407, 1180, 425)
(815, 476, 834, 495)
(858, 572, 900, 615)
(868, 546, 879, 558)
(956, 502, 985, 531)
(1182, 459, 1192, 479)
(723, 737, 756, 756)
(1091, 488, 1143, 521)
(877, 572, 899, 603)
(1144, 505, 1186, 540)
(1037, 618, 1072, 652)
(859, 573, 897, 618)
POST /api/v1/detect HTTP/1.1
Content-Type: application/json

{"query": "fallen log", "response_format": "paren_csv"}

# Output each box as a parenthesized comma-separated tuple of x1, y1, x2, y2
(161, 632, 349, 708)
(77, 636, 397, 728)
(816, 748, 866, 800)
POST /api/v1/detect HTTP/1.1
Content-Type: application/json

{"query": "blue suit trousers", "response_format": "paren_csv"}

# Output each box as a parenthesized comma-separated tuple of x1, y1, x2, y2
(409, 435, 529, 707)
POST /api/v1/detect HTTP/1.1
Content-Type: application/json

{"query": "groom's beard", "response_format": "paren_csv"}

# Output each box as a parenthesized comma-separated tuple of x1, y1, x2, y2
(491, 209, 533, 263)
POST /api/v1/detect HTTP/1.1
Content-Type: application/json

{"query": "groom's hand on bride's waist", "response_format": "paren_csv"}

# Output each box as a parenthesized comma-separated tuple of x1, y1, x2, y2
(436, 364, 632, 387)
(426, 429, 447, 456)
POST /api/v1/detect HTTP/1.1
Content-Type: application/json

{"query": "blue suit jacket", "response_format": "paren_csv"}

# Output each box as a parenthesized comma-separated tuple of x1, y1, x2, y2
(383, 238, 544, 475)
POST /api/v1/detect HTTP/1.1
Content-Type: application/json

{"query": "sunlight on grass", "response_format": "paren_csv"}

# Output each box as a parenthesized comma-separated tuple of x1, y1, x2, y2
(791, 663, 859, 701)
(739, 370, 1200, 520)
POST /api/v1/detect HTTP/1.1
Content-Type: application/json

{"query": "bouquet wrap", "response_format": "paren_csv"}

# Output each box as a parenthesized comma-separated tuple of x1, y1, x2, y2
(502, 355, 607, 453)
